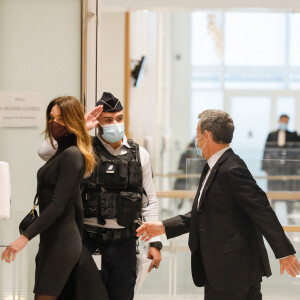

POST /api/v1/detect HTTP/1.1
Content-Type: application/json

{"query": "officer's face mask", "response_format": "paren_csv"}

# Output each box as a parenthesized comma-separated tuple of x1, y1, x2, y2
(50, 121, 70, 141)
(279, 122, 288, 131)
(100, 123, 125, 143)
(195, 132, 209, 159)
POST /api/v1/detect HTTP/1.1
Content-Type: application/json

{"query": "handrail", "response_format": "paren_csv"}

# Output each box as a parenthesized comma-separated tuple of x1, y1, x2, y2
(156, 190, 300, 200)
(283, 226, 300, 232)
(161, 227, 300, 254)
(155, 173, 300, 180)
(162, 226, 300, 254)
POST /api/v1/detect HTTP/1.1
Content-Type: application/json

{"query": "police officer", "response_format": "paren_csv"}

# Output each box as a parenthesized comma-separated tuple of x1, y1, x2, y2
(82, 92, 162, 300)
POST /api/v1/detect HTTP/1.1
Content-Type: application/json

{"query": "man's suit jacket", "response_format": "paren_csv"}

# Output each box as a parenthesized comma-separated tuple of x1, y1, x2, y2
(163, 149, 295, 292)
(262, 130, 299, 174)
(265, 130, 298, 145)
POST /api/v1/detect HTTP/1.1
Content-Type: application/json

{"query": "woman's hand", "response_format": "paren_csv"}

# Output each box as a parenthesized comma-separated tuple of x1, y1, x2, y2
(85, 105, 103, 131)
(1, 235, 29, 263)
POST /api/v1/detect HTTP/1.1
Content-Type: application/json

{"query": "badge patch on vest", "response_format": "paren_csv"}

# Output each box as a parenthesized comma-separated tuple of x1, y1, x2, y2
(106, 163, 115, 174)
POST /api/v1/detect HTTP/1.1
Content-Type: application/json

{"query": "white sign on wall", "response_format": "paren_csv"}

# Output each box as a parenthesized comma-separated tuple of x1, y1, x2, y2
(0, 91, 45, 127)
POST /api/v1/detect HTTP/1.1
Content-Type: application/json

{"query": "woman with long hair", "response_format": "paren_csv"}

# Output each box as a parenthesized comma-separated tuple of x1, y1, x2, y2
(1, 96, 108, 300)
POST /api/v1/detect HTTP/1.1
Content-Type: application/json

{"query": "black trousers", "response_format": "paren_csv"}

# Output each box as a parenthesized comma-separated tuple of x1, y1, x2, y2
(83, 235, 137, 300)
(205, 280, 262, 300)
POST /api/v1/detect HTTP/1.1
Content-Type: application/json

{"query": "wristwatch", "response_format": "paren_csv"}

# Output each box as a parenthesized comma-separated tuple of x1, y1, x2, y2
(149, 241, 163, 250)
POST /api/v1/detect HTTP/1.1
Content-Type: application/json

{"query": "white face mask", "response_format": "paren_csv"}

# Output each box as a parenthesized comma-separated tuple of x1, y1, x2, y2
(279, 123, 288, 131)
(195, 132, 209, 158)
(100, 123, 125, 143)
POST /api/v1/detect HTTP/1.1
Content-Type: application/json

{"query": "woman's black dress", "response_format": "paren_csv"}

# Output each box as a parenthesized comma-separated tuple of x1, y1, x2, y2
(23, 134, 107, 299)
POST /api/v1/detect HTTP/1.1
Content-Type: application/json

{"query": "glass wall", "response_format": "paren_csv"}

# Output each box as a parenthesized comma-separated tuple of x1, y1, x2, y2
(168, 11, 300, 219)
(191, 12, 300, 90)
(190, 11, 300, 138)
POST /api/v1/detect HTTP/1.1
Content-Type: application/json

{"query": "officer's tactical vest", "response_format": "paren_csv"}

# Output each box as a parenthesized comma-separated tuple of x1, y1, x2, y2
(82, 136, 143, 227)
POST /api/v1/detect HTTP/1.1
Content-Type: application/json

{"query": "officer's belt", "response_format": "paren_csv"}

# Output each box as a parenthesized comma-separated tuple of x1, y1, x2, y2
(83, 224, 136, 241)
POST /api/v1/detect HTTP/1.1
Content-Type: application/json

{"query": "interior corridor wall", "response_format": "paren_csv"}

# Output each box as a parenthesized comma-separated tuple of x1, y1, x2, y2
(129, 11, 172, 176)
(169, 12, 192, 174)
(97, 10, 173, 175)
(97, 11, 125, 103)
(0, 0, 81, 299)
(129, 11, 159, 168)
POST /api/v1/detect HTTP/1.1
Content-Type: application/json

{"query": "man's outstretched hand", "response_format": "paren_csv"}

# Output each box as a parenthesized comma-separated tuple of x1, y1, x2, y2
(136, 221, 166, 242)
(280, 255, 300, 277)
(85, 105, 103, 131)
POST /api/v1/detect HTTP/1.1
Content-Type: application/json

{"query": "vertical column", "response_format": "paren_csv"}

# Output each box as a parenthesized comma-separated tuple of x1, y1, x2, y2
(124, 12, 131, 138)
(82, 0, 98, 117)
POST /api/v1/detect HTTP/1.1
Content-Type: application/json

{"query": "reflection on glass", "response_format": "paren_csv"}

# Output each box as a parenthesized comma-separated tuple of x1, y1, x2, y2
(191, 67, 222, 89)
(289, 72, 300, 89)
(230, 96, 271, 149)
(289, 13, 300, 66)
(225, 12, 286, 66)
(224, 68, 286, 90)
(191, 12, 223, 66)
(190, 91, 223, 138)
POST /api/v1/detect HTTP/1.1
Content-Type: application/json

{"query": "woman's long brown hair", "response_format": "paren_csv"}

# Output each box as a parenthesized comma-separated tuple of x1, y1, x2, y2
(44, 96, 95, 176)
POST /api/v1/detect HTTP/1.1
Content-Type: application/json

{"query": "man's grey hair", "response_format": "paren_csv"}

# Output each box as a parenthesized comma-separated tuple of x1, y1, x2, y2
(198, 109, 234, 144)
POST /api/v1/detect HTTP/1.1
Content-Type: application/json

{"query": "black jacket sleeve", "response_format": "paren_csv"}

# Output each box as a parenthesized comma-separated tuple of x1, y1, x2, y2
(163, 212, 191, 239)
(227, 162, 295, 259)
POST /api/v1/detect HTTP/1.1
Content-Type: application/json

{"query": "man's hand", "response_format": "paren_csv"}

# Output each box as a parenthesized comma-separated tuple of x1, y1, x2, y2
(280, 255, 300, 277)
(136, 221, 165, 242)
(85, 105, 103, 131)
(147, 247, 162, 273)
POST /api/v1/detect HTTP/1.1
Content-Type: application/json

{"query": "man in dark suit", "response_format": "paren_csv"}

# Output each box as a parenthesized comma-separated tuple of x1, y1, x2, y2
(137, 110, 300, 300)
(264, 114, 298, 147)
(262, 114, 299, 184)
(262, 114, 300, 213)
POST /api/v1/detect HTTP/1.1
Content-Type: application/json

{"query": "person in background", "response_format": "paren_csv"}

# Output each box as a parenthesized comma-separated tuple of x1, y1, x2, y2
(137, 109, 300, 300)
(264, 114, 298, 148)
(262, 114, 300, 215)
(1, 96, 108, 300)
(174, 140, 204, 209)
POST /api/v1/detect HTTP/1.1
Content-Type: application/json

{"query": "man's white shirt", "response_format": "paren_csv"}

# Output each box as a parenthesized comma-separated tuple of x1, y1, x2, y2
(278, 130, 286, 147)
(197, 146, 230, 208)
